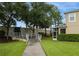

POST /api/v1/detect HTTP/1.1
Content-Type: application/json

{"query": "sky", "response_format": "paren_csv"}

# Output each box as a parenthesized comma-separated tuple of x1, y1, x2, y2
(50, 2, 79, 23)
(16, 2, 79, 28)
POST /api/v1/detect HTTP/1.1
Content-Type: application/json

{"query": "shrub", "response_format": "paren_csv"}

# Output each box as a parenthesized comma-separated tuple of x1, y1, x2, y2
(0, 36, 12, 42)
(57, 34, 79, 42)
(0, 30, 5, 36)
(0, 30, 12, 42)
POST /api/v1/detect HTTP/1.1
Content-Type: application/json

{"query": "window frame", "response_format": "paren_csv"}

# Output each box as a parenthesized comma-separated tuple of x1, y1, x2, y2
(69, 13, 76, 22)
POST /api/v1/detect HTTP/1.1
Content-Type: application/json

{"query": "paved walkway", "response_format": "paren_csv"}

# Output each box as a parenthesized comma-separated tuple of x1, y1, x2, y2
(23, 41, 45, 56)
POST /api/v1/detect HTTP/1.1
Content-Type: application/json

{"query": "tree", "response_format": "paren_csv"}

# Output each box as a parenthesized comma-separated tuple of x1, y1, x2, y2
(29, 2, 45, 33)
(14, 2, 30, 28)
(0, 2, 17, 39)
(12, 2, 62, 37)
(51, 8, 62, 38)
(39, 17, 52, 36)
(29, 2, 62, 36)
(29, 2, 55, 35)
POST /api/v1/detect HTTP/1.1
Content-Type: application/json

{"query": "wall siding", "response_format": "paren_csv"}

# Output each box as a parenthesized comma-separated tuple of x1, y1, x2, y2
(66, 12, 79, 34)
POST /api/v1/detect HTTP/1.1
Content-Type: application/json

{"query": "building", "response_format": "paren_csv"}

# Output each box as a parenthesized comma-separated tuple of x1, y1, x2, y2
(51, 24, 66, 38)
(0, 26, 27, 39)
(65, 9, 79, 34)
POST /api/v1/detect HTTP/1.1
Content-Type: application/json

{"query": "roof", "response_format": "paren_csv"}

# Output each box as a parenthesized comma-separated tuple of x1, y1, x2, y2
(64, 9, 79, 14)
(52, 24, 66, 29)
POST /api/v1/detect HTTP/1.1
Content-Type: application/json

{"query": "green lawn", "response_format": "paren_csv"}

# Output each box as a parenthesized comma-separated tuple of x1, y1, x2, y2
(0, 41, 27, 56)
(41, 36, 79, 56)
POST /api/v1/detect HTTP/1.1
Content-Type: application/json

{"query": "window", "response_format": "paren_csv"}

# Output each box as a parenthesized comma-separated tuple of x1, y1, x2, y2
(69, 13, 76, 22)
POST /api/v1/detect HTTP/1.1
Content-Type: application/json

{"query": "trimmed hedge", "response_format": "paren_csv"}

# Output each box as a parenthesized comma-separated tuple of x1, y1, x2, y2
(0, 30, 12, 42)
(0, 36, 12, 42)
(57, 34, 79, 42)
(0, 30, 5, 36)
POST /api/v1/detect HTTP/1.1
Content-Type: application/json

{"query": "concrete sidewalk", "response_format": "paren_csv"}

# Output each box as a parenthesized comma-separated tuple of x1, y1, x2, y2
(23, 42, 45, 56)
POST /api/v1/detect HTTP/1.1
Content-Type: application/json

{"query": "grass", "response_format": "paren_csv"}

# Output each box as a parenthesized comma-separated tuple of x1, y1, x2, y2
(0, 40, 27, 56)
(41, 36, 79, 56)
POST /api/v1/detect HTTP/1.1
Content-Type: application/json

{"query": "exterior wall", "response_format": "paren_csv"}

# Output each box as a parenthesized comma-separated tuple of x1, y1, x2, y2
(38, 28, 51, 35)
(0, 27, 27, 39)
(58, 28, 61, 34)
(0, 27, 51, 38)
(9, 27, 26, 39)
(66, 12, 79, 34)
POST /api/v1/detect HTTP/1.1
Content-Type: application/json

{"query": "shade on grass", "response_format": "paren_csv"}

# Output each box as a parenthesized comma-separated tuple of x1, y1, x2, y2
(0, 41, 26, 56)
(41, 37, 79, 56)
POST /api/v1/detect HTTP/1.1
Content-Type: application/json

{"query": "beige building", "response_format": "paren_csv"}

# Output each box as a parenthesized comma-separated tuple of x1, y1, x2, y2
(65, 9, 79, 34)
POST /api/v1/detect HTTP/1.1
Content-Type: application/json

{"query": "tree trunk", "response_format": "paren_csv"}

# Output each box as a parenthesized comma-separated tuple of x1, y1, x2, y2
(55, 21, 57, 38)
(33, 25, 35, 34)
(45, 27, 47, 36)
(6, 14, 13, 40)
(36, 26, 38, 34)
(6, 27, 9, 39)
(56, 28, 58, 38)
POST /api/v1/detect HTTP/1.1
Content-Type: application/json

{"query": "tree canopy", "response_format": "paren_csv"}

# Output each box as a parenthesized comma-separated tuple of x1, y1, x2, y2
(0, 2, 17, 38)
(0, 2, 62, 36)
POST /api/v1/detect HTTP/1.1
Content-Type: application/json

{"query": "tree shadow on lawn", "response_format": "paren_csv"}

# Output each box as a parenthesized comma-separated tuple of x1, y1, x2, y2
(0, 40, 19, 43)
